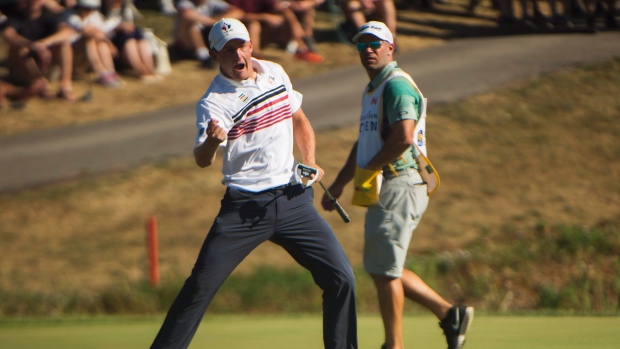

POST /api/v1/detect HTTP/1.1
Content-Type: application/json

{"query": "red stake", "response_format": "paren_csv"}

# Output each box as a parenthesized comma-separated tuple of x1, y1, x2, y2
(146, 216, 160, 287)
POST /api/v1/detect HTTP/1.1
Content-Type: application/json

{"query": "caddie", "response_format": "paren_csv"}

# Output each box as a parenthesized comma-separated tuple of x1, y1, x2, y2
(320, 21, 473, 349)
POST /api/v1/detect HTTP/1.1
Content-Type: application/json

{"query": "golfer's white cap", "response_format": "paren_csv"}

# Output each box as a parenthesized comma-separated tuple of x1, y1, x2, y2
(352, 21, 394, 44)
(208, 18, 251, 52)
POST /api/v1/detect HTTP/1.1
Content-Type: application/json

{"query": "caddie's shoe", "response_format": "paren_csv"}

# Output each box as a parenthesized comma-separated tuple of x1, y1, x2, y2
(439, 305, 474, 349)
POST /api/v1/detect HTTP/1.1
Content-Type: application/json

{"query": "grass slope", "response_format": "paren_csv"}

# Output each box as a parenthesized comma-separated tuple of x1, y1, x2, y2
(0, 59, 619, 316)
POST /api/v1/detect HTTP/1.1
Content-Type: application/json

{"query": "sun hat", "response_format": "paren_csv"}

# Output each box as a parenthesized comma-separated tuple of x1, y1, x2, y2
(352, 21, 394, 44)
(77, 0, 101, 9)
(208, 18, 251, 51)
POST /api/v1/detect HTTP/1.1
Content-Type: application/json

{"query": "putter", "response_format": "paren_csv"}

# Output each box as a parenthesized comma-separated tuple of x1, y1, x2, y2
(297, 164, 351, 223)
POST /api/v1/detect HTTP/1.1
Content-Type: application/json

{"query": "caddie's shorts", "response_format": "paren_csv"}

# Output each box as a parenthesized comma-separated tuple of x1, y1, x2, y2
(363, 169, 429, 278)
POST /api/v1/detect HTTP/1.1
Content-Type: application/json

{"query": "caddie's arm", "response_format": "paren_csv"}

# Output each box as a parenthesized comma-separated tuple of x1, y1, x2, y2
(321, 141, 357, 211)
(292, 107, 324, 182)
(363, 118, 415, 171)
(194, 119, 227, 168)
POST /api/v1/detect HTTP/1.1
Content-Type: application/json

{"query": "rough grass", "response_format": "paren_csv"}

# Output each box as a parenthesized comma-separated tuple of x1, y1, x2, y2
(0, 58, 619, 316)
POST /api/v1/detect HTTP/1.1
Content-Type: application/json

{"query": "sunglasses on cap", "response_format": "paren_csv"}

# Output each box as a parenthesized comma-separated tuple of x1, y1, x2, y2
(356, 41, 386, 52)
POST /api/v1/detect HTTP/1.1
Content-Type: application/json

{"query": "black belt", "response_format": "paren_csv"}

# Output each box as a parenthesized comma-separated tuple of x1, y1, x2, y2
(271, 183, 302, 190)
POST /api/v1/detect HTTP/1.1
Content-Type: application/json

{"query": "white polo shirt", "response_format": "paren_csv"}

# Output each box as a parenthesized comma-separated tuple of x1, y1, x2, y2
(195, 59, 303, 192)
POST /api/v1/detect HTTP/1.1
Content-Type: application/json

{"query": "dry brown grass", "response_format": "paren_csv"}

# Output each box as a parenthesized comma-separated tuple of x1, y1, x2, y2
(0, 58, 619, 298)
(1, 1, 618, 308)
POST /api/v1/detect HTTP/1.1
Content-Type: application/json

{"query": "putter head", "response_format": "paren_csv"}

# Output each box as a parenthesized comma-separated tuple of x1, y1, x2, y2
(296, 164, 318, 187)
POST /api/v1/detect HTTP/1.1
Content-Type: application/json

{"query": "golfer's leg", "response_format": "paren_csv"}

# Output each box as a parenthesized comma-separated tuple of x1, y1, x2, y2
(371, 273, 404, 349)
(271, 187, 357, 349)
(151, 189, 275, 349)
(401, 269, 451, 319)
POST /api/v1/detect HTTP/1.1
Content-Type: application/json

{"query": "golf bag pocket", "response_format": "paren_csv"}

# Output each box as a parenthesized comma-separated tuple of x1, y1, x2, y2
(352, 167, 382, 207)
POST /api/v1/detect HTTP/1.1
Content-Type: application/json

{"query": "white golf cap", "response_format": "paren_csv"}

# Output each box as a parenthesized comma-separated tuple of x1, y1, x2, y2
(352, 21, 394, 44)
(208, 18, 251, 51)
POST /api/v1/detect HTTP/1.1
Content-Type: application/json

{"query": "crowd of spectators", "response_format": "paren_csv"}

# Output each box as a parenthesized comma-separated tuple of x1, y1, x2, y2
(0, 0, 617, 107)
(0, 0, 161, 105)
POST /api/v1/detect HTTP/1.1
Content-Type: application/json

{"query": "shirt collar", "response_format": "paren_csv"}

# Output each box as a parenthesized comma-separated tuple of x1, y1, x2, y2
(367, 61, 398, 92)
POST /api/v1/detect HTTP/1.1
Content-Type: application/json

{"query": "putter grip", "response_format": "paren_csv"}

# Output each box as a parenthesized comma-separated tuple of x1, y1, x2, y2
(331, 199, 351, 223)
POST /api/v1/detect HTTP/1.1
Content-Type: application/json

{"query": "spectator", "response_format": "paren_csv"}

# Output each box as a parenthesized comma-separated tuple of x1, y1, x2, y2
(583, 0, 619, 31)
(495, 0, 518, 27)
(518, 0, 553, 29)
(2, 0, 77, 101)
(103, 0, 161, 83)
(338, 0, 397, 49)
(548, 0, 575, 27)
(160, 0, 176, 15)
(0, 79, 44, 108)
(227, 0, 324, 62)
(171, 0, 243, 68)
(67, 0, 125, 87)
(283, 0, 325, 53)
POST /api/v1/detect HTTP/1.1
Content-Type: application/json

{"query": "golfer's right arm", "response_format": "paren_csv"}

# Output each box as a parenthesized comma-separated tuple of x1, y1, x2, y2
(194, 119, 226, 168)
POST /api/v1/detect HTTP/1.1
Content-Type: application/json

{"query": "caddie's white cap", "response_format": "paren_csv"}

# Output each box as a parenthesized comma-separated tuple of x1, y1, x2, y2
(208, 18, 251, 51)
(352, 21, 394, 44)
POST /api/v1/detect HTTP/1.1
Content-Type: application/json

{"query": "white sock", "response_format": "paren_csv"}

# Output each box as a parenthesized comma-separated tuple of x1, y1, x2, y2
(196, 48, 210, 61)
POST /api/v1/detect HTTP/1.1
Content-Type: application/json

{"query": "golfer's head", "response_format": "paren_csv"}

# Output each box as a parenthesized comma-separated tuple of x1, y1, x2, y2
(353, 21, 394, 75)
(208, 18, 254, 82)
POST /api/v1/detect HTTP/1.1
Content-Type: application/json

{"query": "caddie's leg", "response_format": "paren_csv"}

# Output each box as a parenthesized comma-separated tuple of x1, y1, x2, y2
(401, 269, 452, 319)
(363, 173, 429, 349)
(270, 185, 358, 349)
(371, 273, 405, 349)
(151, 187, 277, 349)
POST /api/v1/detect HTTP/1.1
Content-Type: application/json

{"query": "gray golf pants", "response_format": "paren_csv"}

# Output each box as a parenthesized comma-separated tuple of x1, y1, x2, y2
(151, 184, 358, 349)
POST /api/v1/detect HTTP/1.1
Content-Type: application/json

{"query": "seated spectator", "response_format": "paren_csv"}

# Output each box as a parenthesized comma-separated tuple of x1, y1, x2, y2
(1, 0, 77, 101)
(67, 0, 125, 87)
(338, 0, 396, 49)
(172, 0, 243, 68)
(583, 0, 619, 31)
(283, 0, 324, 53)
(518, 0, 553, 30)
(160, 0, 177, 15)
(227, 0, 324, 63)
(103, 0, 161, 83)
(0, 79, 45, 109)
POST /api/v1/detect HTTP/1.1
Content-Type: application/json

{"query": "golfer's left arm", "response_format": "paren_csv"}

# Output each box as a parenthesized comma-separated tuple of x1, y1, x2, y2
(363, 118, 415, 171)
(292, 107, 324, 182)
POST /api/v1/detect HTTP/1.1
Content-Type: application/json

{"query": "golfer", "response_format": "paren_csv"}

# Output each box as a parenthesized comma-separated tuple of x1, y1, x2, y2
(150, 18, 358, 349)
(321, 21, 473, 349)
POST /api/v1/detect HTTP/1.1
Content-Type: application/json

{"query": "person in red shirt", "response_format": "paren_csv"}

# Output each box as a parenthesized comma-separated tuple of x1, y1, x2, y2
(227, 0, 323, 63)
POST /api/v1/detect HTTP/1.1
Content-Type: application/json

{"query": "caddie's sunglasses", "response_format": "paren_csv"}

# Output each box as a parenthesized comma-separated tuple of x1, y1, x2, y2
(356, 41, 385, 52)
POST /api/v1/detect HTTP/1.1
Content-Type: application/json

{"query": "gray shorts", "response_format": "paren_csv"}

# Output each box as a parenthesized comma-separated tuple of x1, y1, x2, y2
(363, 169, 429, 278)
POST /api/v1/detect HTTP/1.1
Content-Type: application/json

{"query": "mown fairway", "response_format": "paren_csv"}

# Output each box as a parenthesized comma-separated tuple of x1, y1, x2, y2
(1, 315, 619, 349)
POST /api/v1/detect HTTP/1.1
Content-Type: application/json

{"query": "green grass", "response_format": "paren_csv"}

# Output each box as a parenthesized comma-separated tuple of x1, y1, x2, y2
(1, 315, 619, 349)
